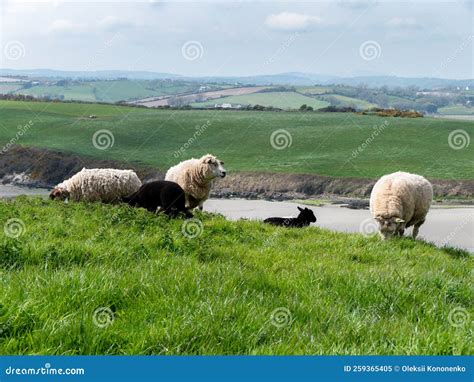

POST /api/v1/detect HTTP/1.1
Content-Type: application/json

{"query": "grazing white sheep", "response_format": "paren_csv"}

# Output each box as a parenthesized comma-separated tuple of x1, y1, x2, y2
(50, 168, 141, 203)
(165, 154, 226, 209)
(370, 171, 433, 240)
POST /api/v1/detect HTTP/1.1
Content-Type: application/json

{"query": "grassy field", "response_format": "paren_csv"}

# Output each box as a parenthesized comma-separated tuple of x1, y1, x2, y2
(191, 92, 330, 110)
(322, 94, 376, 109)
(438, 105, 474, 115)
(0, 197, 471, 355)
(13, 80, 200, 103)
(0, 83, 24, 94)
(296, 86, 333, 95)
(0, 100, 473, 180)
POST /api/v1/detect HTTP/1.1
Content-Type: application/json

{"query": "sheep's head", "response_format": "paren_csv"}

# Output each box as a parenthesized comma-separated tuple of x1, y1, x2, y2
(375, 216, 405, 239)
(200, 154, 226, 180)
(49, 187, 70, 201)
(297, 207, 317, 223)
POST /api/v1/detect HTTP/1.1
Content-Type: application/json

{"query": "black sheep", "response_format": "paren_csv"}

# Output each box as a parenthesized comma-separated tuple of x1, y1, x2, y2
(264, 207, 316, 228)
(122, 180, 192, 218)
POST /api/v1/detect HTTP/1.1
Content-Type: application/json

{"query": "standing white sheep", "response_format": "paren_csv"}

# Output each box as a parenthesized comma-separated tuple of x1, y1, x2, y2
(165, 154, 226, 209)
(50, 168, 142, 203)
(370, 171, 433, 239)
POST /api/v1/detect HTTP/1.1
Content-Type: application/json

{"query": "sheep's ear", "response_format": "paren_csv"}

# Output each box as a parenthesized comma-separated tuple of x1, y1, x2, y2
(395, 218, 405, 223)
(297, 206, 303, 211)
(374, 216, 383, 222)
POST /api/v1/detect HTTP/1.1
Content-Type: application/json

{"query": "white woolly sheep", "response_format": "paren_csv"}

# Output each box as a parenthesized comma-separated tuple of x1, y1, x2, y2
(165, 154, 226, 209)
(50, 168, 142, 203)
(370, 171, 433, 240)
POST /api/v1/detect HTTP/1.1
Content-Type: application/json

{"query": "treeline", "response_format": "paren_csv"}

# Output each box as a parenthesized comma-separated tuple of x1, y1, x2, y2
(324, 84, 472, 113)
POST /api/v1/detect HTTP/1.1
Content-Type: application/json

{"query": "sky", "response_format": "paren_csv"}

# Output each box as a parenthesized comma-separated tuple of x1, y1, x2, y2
(0, 0, 473, 79)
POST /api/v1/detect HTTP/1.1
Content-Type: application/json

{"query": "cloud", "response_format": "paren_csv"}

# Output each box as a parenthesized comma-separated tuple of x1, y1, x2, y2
(48, 19, 87, 34)
(265, 12, 322, 31)
(386, 17, 421, 29)
(336, 0, 377, 10)
(98, 16, 134, 31)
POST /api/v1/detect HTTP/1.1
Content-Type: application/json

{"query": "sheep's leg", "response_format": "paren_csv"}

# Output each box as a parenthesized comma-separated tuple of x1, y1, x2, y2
(412, 221, 423, 239)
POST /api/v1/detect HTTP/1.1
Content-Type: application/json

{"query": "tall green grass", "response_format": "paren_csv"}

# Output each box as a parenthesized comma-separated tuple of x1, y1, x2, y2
(0, 198, 472, 355)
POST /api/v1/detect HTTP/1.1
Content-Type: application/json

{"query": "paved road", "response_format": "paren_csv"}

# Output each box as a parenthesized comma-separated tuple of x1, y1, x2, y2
(2, 186, 472, 252)
(205, 199, 474, 252)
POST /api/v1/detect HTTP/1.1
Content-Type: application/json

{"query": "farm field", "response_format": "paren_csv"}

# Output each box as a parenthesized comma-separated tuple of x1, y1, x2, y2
(137, 86, 269, 107)
(13, 80, 201, 103)
(321, 94, 376, 109)
(191, 91, 331, 110)
(0, 83, 24, 94)
(295, 86, 333, 95)
(0, 197, 471, 355)
(438, 105, 474, 115)
(0, 100, 473, 180)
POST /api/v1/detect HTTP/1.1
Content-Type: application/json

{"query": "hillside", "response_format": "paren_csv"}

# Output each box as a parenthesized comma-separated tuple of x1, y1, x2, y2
(11, 80, 201, 103)
(191, 91, 330, 110)
(0, 197, 471, 355)
(0, 100, 473, 181)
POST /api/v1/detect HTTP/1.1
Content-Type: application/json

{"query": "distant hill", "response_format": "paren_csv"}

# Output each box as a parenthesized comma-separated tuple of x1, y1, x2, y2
(0, 68, 180, 80)
(1, 68, 472, 89)
(329, 75, 474, 89)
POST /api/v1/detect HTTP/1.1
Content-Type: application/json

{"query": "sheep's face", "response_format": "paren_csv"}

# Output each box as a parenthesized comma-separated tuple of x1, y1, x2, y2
(201, 155, 226, 179)
(297, 207, 317, 223)
(375, 216, 404, 240)
(49, 187, 70, 201)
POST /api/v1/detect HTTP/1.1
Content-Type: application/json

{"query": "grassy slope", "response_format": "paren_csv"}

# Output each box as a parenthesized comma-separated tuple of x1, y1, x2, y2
(295, 86, 333, 95)
(191, 92, 330, 110)
(0, 197, 471, 355)
(438, 105, 474, 115)
(0, 83, 24, 94)
(15, 84, 97, 102)
(0, 100, 473, 179)
(323, 94, 376, 109)
(14, 81, 199, 103)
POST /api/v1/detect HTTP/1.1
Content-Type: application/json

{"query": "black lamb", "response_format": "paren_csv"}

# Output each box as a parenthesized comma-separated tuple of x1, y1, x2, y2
(122, 180, 192, 218)
(264, 207, 316, 228)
